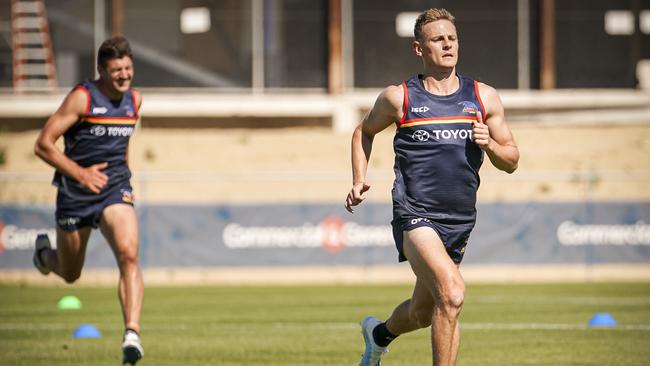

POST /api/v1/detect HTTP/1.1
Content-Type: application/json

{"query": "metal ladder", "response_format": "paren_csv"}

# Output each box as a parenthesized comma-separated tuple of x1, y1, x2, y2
(11, 0, 58, 93)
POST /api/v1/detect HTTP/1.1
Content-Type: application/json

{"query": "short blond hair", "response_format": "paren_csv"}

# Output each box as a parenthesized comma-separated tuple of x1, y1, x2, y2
(414, 8, 456, 41)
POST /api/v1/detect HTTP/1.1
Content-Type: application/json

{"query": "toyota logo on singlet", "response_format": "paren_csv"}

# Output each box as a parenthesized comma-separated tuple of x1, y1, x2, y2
(89, 125, 106, 136)
(412, 130, 430, 142)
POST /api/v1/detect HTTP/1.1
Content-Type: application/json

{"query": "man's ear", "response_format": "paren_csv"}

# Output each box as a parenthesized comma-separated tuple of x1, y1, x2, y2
(413, 41, 422, 57)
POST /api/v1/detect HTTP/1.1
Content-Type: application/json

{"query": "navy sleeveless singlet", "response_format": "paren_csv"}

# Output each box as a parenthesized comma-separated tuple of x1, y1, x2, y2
(53, 80, 138, 201)
(392, 74, 485, 225)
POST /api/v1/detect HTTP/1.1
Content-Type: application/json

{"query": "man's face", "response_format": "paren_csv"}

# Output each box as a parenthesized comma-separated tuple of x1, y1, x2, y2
(98, 56, 134, 94)
(414, 20, 458, 69)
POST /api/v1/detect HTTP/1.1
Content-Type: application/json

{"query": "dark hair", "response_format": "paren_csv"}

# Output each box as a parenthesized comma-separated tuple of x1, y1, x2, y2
(97, 36, 133, 68)
(414, 8, 456, 41)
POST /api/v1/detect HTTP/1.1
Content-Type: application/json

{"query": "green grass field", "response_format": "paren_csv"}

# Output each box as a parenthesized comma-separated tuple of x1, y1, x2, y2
(1, 282, 649, 365)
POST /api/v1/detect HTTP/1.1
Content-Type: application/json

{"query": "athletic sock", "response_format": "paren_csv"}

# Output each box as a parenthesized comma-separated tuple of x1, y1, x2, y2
(372, 322, 397, 347)
(125, 328, 139, 337)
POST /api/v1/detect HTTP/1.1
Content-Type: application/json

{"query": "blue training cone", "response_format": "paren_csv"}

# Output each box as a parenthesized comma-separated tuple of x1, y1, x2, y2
(73, 324, 102, 338)
(588, 312, 617, 327)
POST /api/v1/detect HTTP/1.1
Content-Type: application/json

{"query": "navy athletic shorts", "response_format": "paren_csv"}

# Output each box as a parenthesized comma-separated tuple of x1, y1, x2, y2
(55, 182, 135, 231)
(391, 216, 475, 264)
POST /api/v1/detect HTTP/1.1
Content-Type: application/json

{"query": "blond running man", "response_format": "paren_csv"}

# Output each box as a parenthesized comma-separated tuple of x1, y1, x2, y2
(345, 8, 519, 365)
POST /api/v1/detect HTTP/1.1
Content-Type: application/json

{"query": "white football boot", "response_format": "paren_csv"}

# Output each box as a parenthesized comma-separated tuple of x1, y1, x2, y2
(359, 316, 388, 366)
(122, 329, 143, 365)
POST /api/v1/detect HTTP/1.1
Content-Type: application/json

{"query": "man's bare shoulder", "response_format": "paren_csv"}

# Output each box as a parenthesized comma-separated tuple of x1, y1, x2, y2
(375, 84, 404, 113)
(56, 86, 90, 116)
(362, 84, 404, 132)
(66, 87, 90, 104)
(476, 81, 499, 101)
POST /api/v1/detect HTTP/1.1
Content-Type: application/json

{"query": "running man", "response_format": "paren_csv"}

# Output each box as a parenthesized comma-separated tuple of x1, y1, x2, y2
(345, 8, 519, 366)
(33, 36, 144, 365)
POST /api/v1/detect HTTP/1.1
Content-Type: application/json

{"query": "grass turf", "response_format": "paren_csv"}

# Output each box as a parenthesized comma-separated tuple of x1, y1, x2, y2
(1, 282, 649, 365)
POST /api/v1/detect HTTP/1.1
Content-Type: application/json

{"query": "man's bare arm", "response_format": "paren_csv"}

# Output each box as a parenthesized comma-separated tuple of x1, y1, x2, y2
(346, 85, 403, 212)
(34, 89, 109, 193)
(472, 83, 519, 173)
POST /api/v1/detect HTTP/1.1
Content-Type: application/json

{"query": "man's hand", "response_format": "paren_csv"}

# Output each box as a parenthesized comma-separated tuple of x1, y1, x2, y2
(78, 162, 109, 194)
(472, 111, 491, 151)
(345, 182, 371, 213)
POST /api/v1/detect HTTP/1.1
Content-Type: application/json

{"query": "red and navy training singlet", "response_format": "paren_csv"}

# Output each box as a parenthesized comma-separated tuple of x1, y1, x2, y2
(53, 80, 138, 201)
(392, 74, 485, 224)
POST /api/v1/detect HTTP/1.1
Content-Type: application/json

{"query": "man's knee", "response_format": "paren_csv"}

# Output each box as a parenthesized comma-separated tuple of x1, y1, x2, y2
(438, 279, 465, 317)
(61, 270, 82, 284)
(115, 244, 140, 269)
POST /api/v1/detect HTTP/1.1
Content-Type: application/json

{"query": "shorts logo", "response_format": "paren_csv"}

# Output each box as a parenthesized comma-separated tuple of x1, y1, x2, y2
(89, 125, 106, 136)
(410, 217, 432, 225)
(58, 217, 81, 227)
(412, 130, 430, 142)
(121, 189, 135, 203)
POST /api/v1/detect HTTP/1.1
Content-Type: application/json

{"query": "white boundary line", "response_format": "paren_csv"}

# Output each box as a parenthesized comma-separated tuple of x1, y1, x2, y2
(1, 322, 649, 332)
(470, 296, 650, 306)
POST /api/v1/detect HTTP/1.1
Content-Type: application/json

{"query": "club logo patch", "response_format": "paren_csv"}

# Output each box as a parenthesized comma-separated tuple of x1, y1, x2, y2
(121, 190, 135, 203)
(458, 101, 478, 115)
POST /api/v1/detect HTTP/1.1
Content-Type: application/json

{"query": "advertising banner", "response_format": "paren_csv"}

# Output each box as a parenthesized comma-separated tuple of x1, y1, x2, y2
(1, 202, 649, 268)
